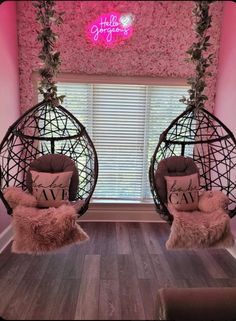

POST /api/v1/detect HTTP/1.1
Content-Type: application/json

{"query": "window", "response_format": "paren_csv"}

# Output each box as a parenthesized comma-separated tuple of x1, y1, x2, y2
(39, 75, 189, 203)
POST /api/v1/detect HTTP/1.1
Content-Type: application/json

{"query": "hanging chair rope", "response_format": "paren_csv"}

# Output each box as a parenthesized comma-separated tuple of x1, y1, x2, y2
(180, 0, 213, 112)
(33, 0, 65, 106)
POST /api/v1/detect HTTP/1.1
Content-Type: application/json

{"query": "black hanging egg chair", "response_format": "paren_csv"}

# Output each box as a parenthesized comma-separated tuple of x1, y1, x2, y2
(0, 100, 98, 216)
(149, 105, 236, 222)
(149, 1, 236, 223)
(0, 1, 98, 216)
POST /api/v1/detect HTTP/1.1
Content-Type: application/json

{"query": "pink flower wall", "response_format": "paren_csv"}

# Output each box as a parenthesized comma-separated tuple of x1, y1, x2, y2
(17, 1, 223, 113)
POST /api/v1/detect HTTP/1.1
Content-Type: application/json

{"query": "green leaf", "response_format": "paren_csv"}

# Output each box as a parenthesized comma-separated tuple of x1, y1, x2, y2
(35, 0, 64, 103)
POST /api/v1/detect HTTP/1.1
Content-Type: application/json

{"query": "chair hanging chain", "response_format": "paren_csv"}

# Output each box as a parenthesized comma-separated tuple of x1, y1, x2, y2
(180, 1, 213, 112)
(33, 0, 65, 106)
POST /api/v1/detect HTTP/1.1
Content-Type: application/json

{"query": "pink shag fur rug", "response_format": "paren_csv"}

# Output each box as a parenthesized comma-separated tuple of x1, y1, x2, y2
(4, 187, 89, 255)
(166, 206, 235, 250)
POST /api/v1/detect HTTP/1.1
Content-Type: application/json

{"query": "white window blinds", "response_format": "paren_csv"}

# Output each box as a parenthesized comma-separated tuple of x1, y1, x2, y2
(55, 81, 189, 202)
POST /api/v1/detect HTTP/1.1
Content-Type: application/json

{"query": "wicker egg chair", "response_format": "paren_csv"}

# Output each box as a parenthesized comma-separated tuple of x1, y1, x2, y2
(149, 105, 236, 223)
(0, 2, 99, 216)
(0, 100, 98, 216)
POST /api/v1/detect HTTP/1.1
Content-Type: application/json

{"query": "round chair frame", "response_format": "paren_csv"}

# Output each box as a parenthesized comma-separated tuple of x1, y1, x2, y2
(149, 106, 236, 222)
(0, 100, 98, 216)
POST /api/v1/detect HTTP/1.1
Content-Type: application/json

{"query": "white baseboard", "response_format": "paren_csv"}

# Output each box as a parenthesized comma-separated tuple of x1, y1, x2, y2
(78, 211, 162, 222)
(0, 224, 13, 254)
(227, 241, 236, 260)
(78, 203, 162, 222)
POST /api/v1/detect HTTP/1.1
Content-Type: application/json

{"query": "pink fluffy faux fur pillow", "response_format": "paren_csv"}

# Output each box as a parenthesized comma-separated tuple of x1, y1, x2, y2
(12, 204, 89, 254)
(3, 187, 89, 254)
(166, 207, 235, 250)
(198, 190, 230, 212)
(4, 186, 37, 209)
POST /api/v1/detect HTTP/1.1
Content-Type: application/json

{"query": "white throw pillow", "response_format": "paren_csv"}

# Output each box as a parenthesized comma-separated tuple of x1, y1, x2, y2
(165, 173, 199, 211)
(30, 170, 73, 208)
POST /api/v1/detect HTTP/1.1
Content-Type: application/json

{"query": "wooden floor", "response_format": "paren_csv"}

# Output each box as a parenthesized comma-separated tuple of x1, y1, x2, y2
(1, 222, 236, 320)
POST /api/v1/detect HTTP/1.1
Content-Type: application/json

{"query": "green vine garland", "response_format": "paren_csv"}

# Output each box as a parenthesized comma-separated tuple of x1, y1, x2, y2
(33, 0, 65, 106)
(181, 1, 213, 110)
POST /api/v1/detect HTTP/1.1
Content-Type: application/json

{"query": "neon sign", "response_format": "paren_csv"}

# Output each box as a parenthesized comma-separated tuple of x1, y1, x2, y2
(87, 12, 134, 47)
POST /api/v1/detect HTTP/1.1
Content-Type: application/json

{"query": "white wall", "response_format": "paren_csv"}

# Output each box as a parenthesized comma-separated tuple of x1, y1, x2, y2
(215, 1, 236, 236)
(0, 1, 20, 233)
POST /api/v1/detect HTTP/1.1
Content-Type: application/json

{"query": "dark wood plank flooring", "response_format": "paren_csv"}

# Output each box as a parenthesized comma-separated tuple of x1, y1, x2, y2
(0, 222, 236, 320)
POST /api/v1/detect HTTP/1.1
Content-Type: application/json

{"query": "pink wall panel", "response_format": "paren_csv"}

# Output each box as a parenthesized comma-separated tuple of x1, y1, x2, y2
(0, 1, 20, 233)
(215, 1, 236, 134)
(214, 1, 236, 236)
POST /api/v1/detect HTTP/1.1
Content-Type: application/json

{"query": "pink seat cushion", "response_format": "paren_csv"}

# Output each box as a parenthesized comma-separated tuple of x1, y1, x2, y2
(26, 154, 79, 201)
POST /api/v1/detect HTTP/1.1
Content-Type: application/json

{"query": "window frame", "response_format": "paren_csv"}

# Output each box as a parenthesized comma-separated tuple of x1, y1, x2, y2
(33, 71, 188, 91)
(32, 72, 188, 216)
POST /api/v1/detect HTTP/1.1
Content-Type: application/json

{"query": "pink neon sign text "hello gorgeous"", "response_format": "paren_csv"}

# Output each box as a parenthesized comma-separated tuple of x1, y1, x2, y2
(88, 12, 134, 47)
